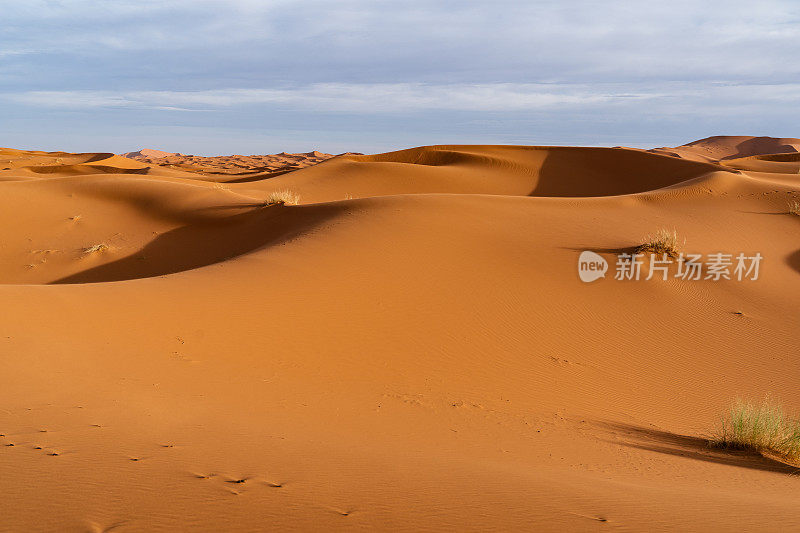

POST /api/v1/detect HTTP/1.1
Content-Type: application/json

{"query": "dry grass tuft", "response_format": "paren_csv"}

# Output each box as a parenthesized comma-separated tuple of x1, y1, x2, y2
(263, 190, 300, 206)
(635, 228, 681, 258)
(83, 243, 109, 254)
(788, 200, 800, 216)
(711, 397, 800, 461)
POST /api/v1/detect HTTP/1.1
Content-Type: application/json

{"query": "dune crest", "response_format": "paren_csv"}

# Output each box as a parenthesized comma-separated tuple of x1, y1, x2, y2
(119, 149, 339, 180)
(121, 148, 185, 159)
(651, 135, 800, 163)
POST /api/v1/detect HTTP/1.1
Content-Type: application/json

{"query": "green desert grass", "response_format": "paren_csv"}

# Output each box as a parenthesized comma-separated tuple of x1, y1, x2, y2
(788, 200, 800, 216)
(263, 190, 300, 206)
(635, 228, 681, 258)
(711, 397, 800, 460)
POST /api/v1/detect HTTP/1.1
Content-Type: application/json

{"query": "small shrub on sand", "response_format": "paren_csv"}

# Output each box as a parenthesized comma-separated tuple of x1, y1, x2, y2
(83, 243, 109, 254)
(788, 200, 800, 216)
(263, 190, 300, 206)
(711, 397, 800, 460)
(635, 229, 681, 258)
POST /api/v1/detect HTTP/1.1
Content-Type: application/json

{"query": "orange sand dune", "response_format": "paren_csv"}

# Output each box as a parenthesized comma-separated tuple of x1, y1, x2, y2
(121, 148, 186, 159)
(254, 145, 723, 201)
(1, 140, 800, 531)
(121, 148, 345, 181)
(719, 152, 800, 174)
(651, 135, 800, 163)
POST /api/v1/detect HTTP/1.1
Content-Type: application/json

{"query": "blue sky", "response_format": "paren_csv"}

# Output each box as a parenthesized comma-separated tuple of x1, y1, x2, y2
(1, 0, 799, 155)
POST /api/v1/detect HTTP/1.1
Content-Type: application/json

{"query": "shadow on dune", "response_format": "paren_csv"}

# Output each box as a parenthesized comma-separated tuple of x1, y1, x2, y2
(334, 145, 726, 198)
(84, 153, 116, 163)
(720, 137, 800, 161)
(564, 245, 638, 255)
(51, 204, 343, 284)
(785, 249, 800, 276)
(23, 165, 151, 176)
(531, 148, 724, 197)
(736, 210, 788, 216)
(598, 421, 800, 475)
(224, 169, 297, 183)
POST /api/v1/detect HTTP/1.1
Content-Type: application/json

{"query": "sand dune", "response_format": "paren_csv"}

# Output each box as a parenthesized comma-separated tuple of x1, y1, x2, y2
(120, 148, 343, 182)
(651, 135, 800, 163)
(1, 138, 800, 531)
(121, 148, 186, 160)
(259, 145, 723, 201)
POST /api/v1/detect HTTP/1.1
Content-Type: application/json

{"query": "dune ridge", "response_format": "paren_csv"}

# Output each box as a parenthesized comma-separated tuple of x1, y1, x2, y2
(651, 135, 800, 163)
(119, 148, 347, 181)
(1, 137, 800, 531)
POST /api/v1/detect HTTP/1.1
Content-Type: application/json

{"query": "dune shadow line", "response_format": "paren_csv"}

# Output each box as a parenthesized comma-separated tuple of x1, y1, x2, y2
(598, 421, 800, 475)
(51, 204, 343, 284)
(785, 249, 800, 276)
(531, 148, 726, 197)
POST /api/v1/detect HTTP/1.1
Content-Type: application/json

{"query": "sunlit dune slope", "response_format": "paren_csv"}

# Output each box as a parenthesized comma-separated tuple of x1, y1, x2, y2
(259, 145, 723, 201)
(651, 135, 800, 163)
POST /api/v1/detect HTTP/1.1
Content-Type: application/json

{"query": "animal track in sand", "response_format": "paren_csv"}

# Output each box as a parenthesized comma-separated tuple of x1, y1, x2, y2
(170, 351, 196, 363)
(567, 512, 608, 523)
(195, 472, 285, 490)
(382, 392, 424, 406)
(549, 356, 595, 369)
(326, 507, 355, 517)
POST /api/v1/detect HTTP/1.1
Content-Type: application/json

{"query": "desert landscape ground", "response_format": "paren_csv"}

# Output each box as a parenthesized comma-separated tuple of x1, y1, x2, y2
(1, 135, 800, 531)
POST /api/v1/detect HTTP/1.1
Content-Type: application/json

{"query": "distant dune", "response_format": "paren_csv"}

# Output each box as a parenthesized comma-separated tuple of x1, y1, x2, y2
(650, 135, 800, 163)
(1, 137, 800, 531)
(119, 148, 349, 181)
(120, 148, 186, 160)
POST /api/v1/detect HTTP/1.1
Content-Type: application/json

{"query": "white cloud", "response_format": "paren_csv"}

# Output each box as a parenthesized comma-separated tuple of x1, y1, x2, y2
(2, 0, 799, 82)
(5, 82, 799, 116)
(1, 1, 798, 153)
(0, 84, 653, 113)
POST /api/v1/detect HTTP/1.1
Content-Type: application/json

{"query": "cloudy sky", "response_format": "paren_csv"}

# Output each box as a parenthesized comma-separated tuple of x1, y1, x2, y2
(1, 0, 799, 155)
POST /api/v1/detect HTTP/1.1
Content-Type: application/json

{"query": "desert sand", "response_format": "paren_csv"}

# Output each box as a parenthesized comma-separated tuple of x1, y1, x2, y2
(120, 149, 341, 182)
(1, 136, 800, 531)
